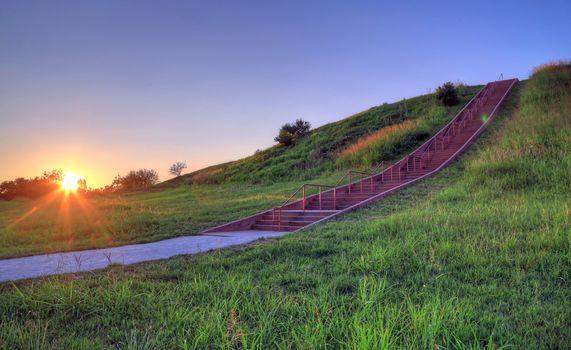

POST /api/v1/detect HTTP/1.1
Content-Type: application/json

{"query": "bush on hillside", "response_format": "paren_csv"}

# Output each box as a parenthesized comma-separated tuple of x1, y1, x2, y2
(274, 119, 311, 146)
(436, 82, 459, 106)
(112, 169, 159, 191)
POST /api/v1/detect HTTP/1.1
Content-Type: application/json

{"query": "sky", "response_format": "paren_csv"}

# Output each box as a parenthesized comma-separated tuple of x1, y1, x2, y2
(1, 0, 570, 188)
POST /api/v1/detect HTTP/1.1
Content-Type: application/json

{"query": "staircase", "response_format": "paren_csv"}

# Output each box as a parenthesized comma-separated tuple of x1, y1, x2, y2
(205, 79, 518, 234)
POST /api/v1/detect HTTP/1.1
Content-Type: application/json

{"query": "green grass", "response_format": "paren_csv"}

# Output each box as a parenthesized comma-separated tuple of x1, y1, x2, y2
(0, 66, 570, 348)
(0, 176, 339, 259)
(163, 85, 480, 185)
(0, 86, 479, 259)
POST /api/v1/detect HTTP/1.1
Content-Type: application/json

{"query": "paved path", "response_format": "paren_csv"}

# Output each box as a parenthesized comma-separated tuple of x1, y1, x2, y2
(0, 231, 287, 282)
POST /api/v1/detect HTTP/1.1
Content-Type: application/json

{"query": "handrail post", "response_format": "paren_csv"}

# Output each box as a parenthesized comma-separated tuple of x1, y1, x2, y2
(381, 161, 384, 183)
(333, 187, 337, 210)
(360, 174, 363, 192)
(319, 186, 322, 210)
(349, 171, 352, 194)
(370, 175, 374, 192)
(302, 185, 306, 210)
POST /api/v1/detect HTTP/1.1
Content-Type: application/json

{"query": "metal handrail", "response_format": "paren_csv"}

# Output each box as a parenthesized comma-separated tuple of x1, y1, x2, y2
(419, 82, 493, 158)
(371, 160, 385, 174)
(272, 82, 496, 230)
(275, 183, 335, 211)
(278, 184, 304, 208)
(387, 82, 493, 183)
(274, 160, 387, 225)
(273, 183, 335, 230)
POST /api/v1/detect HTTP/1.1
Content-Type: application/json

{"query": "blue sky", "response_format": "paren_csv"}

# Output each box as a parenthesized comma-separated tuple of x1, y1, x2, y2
(1, 0, 570, 186)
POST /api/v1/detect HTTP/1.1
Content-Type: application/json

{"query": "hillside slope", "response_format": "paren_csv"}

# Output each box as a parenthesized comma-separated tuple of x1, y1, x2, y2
(0, 85, 480, 259)
(1, 64, 569, 348)
(162, 85, 480, 185)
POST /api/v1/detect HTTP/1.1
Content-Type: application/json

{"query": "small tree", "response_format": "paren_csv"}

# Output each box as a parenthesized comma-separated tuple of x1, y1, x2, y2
(112, 169, 159, 191)
(169, 161, 187, 177)
(435, 82, 459, 106)
(274, 118, 311, 146)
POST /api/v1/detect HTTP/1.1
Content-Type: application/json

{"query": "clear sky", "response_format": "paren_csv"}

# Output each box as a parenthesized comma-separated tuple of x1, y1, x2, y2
(1, 0, 570, 187)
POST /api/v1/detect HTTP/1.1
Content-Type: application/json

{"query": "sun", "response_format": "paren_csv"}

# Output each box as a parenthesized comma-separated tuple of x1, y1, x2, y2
(61, 172, 81, 191)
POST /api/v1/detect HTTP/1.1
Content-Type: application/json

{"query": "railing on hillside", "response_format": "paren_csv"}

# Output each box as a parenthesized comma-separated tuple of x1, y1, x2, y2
(271, 81, 500, 231)
(272, 183, 335, 231)
(393, 81, 497, 177)
(272, 161, 389, 229)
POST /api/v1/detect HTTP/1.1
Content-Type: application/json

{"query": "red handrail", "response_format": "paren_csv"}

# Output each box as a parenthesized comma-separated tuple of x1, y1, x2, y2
(408, 82, 496, 170)
(271, 81, 500, 230)
(272, 161, 387, 230)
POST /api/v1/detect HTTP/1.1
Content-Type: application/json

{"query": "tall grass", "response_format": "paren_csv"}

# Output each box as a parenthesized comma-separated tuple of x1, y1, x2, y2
(336, 104, 449, 168)
(531, 59, 570, 74)
(336, 119, 418, 167)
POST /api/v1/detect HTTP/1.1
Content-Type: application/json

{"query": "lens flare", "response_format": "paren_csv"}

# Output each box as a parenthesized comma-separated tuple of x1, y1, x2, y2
(61, 172, 81, 191)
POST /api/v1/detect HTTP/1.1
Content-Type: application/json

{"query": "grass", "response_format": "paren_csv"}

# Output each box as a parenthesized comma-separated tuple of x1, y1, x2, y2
(0, 176, 338, 259)
(336, 119, 418, 167)
(163, 85, 480, 185)
(336, 102, 458, 169)
(0, 65, 569, 348)
(0, 86, 479, 259)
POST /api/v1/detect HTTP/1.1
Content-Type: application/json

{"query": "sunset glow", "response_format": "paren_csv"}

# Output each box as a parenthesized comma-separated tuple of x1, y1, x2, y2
(61, 172, 81, 191)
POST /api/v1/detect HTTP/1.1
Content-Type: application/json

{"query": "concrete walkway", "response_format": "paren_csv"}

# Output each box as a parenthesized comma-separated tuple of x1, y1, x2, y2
(0, 231, 287, 282)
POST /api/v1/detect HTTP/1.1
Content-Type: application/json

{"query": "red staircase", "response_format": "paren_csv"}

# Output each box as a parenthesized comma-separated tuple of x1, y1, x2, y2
(205, 79, 518, 234)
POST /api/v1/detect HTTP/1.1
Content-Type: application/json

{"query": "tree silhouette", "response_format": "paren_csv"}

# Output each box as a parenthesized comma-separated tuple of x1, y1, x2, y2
(169, 162, 187, 177)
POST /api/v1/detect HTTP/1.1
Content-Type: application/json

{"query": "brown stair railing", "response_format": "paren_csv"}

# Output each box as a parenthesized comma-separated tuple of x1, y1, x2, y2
(204, 79, 518, 234)
(399, 81, 496, 176)
(272, 161, 390, 230)
(271, 80, 505, 231)
(272, 183, 335, 231)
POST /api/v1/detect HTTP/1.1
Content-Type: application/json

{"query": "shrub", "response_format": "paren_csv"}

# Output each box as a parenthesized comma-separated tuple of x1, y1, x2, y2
(435, 82, 459, 106)
(274, 119, 311, 146)
(112, 169, 159, 191)
(275, 128, 295, 146)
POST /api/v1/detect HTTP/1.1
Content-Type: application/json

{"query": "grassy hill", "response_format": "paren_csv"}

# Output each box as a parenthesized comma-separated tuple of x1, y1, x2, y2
(0, 85, 479, 259)
(162, 85, 480, 185)
(0, 64, 569, 348)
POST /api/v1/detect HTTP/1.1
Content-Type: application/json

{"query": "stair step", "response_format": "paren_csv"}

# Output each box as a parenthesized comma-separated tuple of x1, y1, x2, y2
(261, 214, 329, 221)
(252, 225, 299, 232)
(256, 220, 316, 227)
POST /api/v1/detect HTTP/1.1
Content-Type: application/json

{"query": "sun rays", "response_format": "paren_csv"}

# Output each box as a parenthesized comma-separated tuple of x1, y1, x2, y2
(6, 179, 116, 253)
(61, 172, 81, 192)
